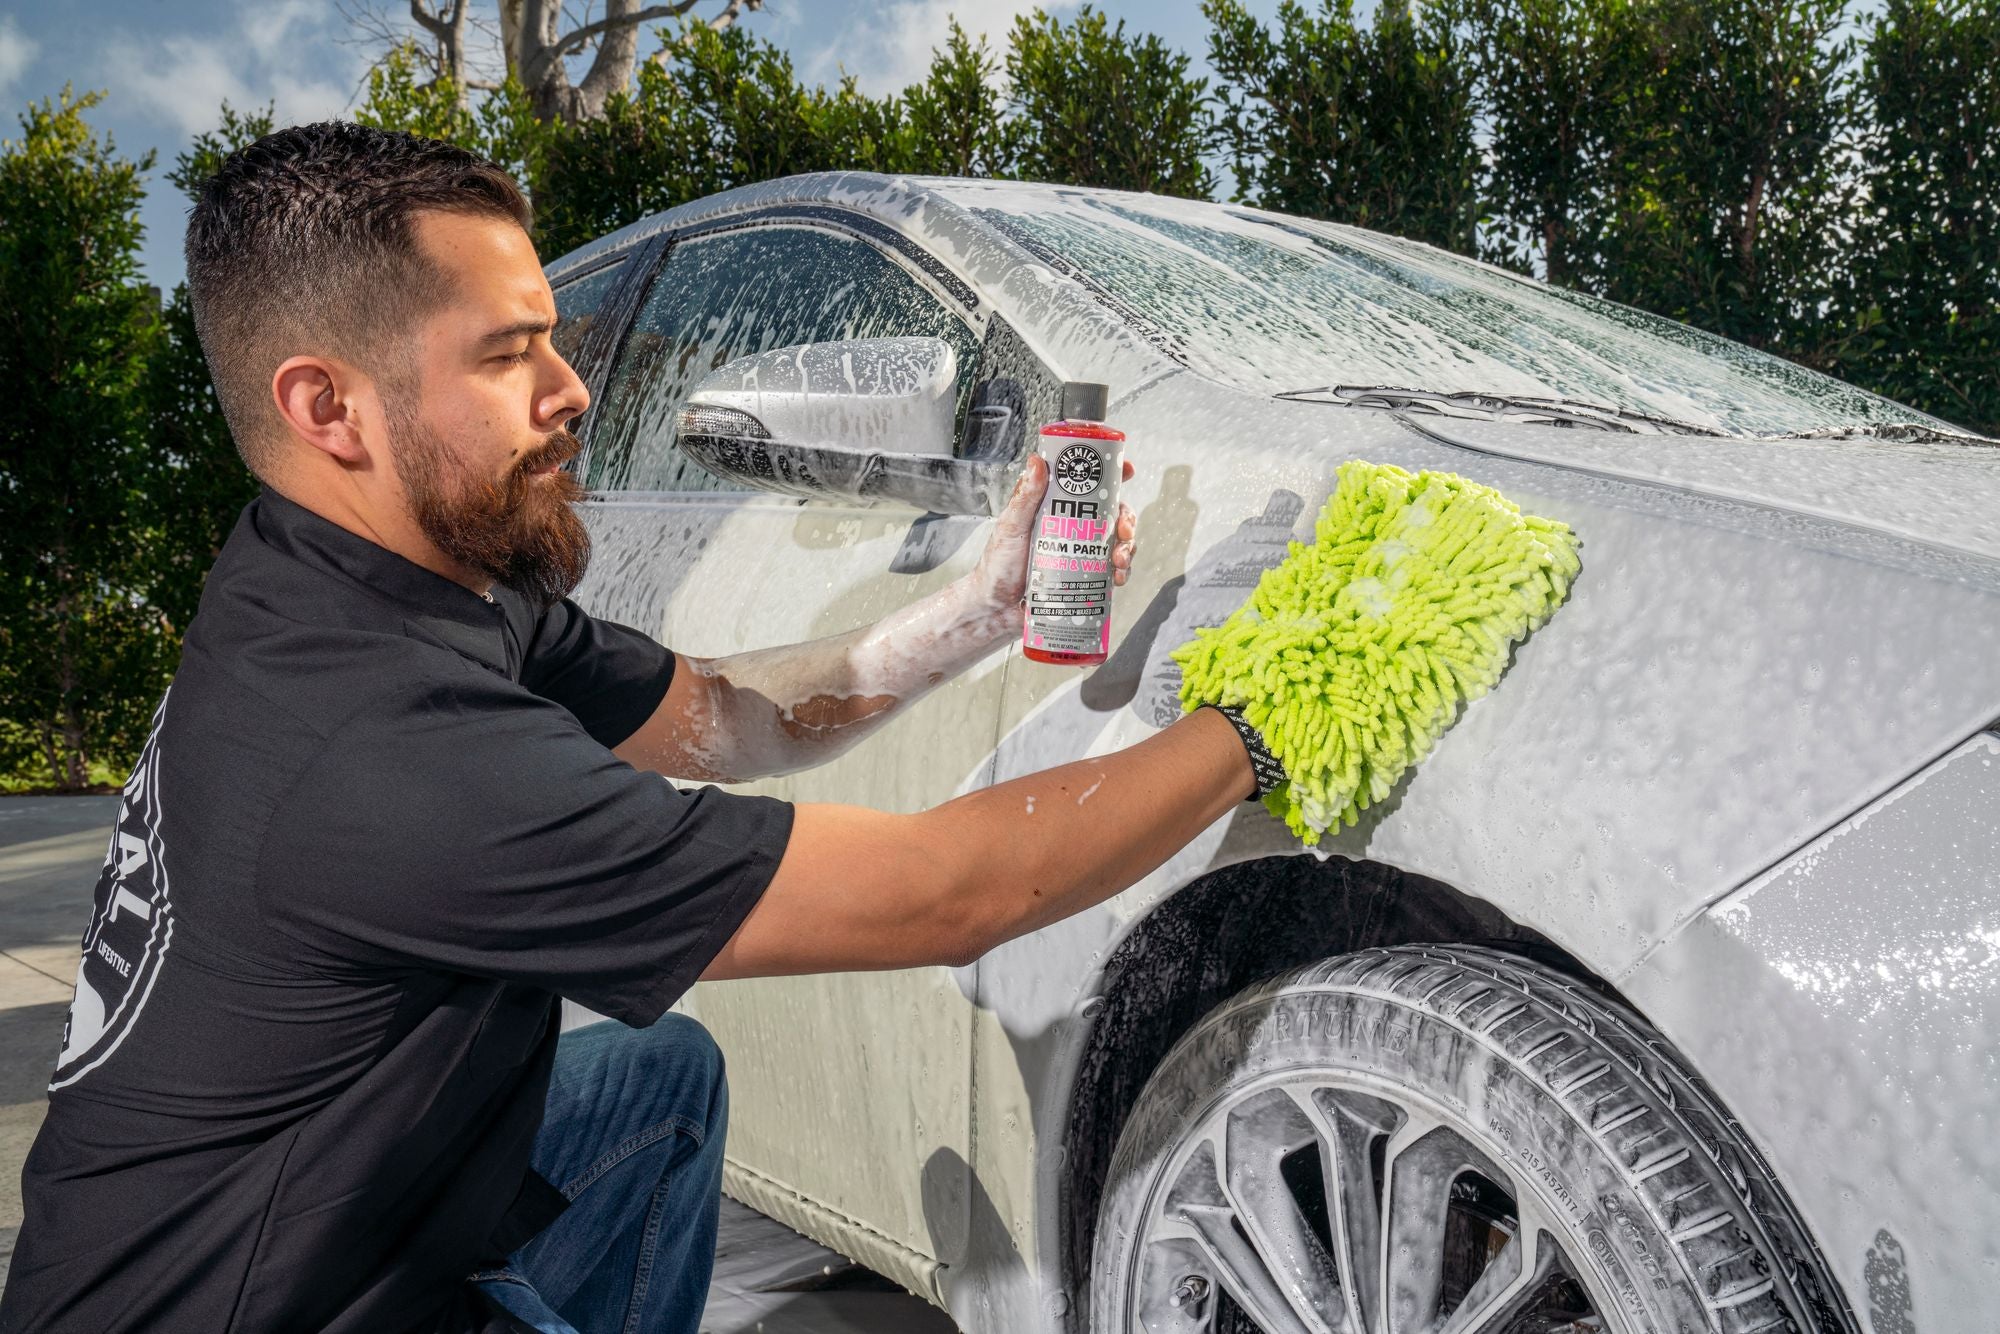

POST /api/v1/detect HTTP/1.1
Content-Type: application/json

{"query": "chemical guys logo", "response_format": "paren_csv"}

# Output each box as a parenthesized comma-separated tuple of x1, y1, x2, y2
(51, 691, 174, 1090)
(1054, 443, 1101, 496)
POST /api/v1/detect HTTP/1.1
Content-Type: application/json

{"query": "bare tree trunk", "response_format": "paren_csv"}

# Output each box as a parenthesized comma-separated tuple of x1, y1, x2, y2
(34, 722, 62, 793)
(509, 0, 761, 123)
(498, 0, 526, 73)
(575, 2, 651, 119)
(409, 0, 473, 103)
(1741, 166, 1766, 275)
(58, 699, 88, 792)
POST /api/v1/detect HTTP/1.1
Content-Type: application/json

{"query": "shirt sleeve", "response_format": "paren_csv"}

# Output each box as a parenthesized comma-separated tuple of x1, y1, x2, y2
(519, 598, 676, 748)
(257, 673, 792, 1026)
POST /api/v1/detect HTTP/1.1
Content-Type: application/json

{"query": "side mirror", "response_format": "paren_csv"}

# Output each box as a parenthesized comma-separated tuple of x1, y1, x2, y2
(674, 337, 1023, 516)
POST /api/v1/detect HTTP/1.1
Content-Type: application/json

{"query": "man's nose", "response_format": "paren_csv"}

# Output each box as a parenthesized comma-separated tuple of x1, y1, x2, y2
(537, 352, 591, 431)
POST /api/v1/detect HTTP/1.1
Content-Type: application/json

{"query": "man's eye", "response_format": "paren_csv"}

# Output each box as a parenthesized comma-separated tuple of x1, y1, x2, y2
(497, 349, 532, 365)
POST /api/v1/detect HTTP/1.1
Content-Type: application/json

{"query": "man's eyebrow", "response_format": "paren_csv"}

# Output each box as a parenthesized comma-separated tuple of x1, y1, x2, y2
(476, 318, 553, 346)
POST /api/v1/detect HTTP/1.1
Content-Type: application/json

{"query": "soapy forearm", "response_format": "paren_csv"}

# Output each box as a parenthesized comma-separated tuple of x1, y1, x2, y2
(614, 455, 1134, 784)
(663, 575, 1020, 781)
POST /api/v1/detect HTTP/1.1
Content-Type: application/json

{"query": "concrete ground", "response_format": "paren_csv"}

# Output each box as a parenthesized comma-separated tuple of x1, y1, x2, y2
(0, 795, 955, 1333)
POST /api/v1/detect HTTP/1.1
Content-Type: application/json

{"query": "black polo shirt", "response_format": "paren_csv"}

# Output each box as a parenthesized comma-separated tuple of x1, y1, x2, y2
(1, 490, 794, 1333)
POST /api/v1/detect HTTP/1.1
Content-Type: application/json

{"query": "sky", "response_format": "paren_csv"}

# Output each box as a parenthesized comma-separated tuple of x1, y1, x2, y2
(0, 0, 1289, 288)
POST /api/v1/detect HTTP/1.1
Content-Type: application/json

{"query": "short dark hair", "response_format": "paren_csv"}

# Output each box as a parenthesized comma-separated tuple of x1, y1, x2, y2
(184, 122, 534, 478)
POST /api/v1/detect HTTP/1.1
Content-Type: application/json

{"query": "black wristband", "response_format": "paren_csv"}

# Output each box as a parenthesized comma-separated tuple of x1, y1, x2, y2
(1202, 703, 1288, 801)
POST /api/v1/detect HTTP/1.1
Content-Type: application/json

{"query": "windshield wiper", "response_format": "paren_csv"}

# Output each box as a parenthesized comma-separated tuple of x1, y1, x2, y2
(1281, 385, 2000, 446)
(1756, 421, 1998, 446)
(1277, 385, 1722, 436)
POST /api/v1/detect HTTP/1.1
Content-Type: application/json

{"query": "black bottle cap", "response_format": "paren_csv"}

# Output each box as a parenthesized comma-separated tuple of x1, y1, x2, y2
(1061, 381, 1109, 423)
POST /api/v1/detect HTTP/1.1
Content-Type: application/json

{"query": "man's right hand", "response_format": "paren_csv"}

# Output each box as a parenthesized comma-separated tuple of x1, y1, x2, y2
(699, 707, 1257, 979)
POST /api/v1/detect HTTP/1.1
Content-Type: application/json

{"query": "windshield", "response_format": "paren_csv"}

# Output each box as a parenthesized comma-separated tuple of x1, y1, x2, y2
(968, 189, 1952, 439)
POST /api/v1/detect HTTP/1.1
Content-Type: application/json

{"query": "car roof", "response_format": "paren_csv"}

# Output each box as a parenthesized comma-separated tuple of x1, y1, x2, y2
(545, 174, 2000, 563)
(544, 172, 978, 280)
(546, 174, 1988, 436)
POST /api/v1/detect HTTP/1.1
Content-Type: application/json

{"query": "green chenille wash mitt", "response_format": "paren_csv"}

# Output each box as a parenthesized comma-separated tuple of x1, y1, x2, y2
(1173, 461, 1581, 845)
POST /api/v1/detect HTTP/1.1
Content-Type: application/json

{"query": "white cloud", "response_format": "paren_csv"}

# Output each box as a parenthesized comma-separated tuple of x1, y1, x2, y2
(0, 15, 39, 99)
(240, 0, 333, 66)
(102, 1, 358, 139)
(801, 0, 1078, 96)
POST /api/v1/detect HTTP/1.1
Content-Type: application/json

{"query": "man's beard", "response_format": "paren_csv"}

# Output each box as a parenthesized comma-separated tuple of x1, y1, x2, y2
(392, 413, 592, 607)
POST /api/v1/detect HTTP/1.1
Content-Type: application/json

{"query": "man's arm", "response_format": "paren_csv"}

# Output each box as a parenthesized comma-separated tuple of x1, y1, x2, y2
(612, 455, 1136, 783)
(701, 706, 1255, 979)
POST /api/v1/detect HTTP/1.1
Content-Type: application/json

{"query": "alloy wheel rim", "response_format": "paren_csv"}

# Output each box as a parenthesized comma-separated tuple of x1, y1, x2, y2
(1121, 1072, 1625, 1334)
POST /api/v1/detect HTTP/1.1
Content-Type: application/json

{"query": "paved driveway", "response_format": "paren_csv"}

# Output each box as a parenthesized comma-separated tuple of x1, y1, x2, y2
(0, 796, 954, 1332)
(0, 796, 113, 1282)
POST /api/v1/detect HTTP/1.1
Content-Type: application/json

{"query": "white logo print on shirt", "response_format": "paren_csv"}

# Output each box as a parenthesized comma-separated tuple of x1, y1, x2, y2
(51, 691, 174, 1090)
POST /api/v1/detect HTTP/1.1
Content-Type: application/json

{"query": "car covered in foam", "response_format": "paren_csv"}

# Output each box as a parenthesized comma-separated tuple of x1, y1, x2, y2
(546, 173, 2000, 1334)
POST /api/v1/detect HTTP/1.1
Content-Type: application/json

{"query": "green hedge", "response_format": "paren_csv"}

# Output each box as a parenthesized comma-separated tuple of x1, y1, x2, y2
(4, 2, 1993, 788)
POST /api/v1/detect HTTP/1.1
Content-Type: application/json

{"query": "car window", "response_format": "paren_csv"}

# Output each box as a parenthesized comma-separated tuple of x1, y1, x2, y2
(973, 192, 1952, 438)
(586, 226, 983, 493)
(550, 259, 627, 368)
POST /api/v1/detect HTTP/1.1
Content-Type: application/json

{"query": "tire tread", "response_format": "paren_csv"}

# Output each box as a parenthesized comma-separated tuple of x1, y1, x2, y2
(1096, 944, 1859, 1334)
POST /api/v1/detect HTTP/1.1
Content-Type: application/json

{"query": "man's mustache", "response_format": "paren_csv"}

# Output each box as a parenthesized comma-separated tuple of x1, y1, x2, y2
(515, 427, 583, 479)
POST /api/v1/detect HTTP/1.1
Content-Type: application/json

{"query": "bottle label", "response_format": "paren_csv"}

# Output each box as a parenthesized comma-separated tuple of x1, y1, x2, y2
(1024, 433, 1119, 657)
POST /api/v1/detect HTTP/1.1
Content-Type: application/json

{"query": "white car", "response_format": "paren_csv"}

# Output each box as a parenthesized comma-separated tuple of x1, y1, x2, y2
(545, 174, 2000, 1334)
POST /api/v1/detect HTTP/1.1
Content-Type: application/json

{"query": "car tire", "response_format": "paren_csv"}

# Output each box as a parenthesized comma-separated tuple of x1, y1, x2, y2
(1089, 944, 1855, 1334)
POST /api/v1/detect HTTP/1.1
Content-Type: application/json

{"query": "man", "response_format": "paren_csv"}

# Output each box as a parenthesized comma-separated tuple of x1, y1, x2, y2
(0, 124, 1263, 1333)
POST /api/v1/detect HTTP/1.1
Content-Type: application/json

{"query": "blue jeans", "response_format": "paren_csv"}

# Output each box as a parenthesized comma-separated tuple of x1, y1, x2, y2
(471, 1014, 728, 1334)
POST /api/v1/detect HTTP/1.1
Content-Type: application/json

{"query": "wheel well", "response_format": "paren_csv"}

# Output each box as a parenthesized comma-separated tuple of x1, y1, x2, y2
(1056, 853, 1612, 1304)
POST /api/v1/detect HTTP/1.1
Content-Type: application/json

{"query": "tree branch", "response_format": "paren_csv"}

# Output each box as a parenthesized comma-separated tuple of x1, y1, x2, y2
(406, 0, 472, 94)
(577, 0, 660, 111)
(408, 0, 451, 39)
(648, 0, 759, 63)
(335, 0, 430, 66)
(703, 0, 755, 34)
(545, 1, 699, 65)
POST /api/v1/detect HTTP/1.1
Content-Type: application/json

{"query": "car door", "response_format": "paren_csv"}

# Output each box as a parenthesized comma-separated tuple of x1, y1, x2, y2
(559, 216, 1005, 1294)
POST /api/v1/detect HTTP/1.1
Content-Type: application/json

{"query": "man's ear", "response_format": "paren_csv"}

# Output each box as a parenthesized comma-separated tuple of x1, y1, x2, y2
(272, 355, 375, 467)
